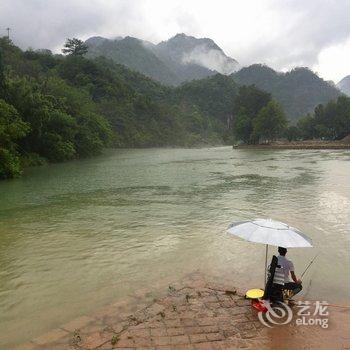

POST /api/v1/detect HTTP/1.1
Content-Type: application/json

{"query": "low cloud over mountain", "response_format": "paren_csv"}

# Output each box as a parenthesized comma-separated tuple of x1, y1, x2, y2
(86, 33, 239, 85)
(337, 76, 350, 96)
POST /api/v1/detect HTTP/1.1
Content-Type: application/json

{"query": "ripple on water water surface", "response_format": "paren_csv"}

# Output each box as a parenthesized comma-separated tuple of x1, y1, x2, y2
(0, 147, 349, 349)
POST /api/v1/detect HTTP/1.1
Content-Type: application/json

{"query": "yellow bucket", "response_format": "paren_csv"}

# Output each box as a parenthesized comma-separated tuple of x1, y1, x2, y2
(245, 288, 264, 299)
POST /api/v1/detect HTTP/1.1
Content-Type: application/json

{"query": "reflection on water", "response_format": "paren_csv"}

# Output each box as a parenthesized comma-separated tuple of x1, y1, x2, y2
(0, 147, 350, 348)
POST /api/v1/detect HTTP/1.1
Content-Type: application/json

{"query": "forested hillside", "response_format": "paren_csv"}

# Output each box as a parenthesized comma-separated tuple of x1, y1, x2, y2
(0, 38, 228, 179)
(86, 36, 180, 86)
(173, 74, 237, 123)
(1, 37, 347, 180)
(87, 34, 342, 122)
(233, 64, 341, 121)
(292, 95, 350, 141)
(86, 33, 238, 85)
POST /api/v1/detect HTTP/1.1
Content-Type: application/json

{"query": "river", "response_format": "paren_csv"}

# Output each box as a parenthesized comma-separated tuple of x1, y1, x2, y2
(0, 147, 349, 348)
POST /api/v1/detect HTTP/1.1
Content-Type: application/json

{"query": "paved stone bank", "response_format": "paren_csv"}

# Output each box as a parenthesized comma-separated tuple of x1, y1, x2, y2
(14, 273, 269, 350)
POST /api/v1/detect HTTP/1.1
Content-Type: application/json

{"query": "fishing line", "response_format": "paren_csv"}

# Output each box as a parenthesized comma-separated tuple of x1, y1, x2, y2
(301, 254, 318, 280)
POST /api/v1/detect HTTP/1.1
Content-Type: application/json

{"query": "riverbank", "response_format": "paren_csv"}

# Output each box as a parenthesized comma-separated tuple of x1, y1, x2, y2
(14, 272, 350, 350)
(235, 139, 350, 150)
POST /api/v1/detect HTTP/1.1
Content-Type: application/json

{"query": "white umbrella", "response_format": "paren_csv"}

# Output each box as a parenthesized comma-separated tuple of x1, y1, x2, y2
(227, 218, 313, 285)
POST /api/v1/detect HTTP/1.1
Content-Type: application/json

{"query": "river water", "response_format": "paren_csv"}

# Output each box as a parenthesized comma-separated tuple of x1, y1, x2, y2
(1, 147, 350, 348)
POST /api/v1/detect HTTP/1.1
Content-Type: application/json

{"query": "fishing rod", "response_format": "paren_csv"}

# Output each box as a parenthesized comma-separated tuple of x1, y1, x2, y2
(301, 254, 318, 280)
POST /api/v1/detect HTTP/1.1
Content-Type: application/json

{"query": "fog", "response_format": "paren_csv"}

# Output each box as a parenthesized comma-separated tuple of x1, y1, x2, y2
(1, 0, 349, 81)
(182, 45, 239, 74)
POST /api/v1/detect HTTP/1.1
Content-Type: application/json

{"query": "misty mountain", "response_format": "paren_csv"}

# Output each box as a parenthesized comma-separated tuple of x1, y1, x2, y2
(85, 36, 180, 85)
(337, 76, 350, 96)
(153, 33, 238, 76)
(232, 64, 341, 120)
(86, 33, 238, 85)
(172, 74, 238, 125)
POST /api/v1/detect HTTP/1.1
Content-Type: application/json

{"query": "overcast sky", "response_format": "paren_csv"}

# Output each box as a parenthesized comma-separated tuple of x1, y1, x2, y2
(1, 0, 349, 82)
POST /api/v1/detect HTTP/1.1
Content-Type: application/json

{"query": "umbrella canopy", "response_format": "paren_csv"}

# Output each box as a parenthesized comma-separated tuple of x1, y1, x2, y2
(227, 218, 313, 287)
(227, 219, 313, 248)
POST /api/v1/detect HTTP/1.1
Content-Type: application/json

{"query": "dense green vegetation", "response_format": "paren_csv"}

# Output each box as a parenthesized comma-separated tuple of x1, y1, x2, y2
(1, 37, 348, 180)
(173, 74, 237, 124)
(86, 33, 238, 86)
(171, 74, 238, 142)
(0, 37, 232, 179)
(253, 101, 287, 143)
(289, 95, 350, 141)
(0, 98, 29, 178)
(233, 64, 341, 121)
(231, 85, 287, 144)
(87, 36, 341, 121)
(0, 38, 114, 178)
(86, 36, 180, 86)
(62, 38, 88, 56)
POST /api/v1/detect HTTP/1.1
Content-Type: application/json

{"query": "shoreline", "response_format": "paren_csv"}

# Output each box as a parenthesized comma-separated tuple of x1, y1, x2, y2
(233, 137, 350, 150)
(13, 272, 350, 350)
(235, 141, 350, 150)
(233, 145, 350, 150)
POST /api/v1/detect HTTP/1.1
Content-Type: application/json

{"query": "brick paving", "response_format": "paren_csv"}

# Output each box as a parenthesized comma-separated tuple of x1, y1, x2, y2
(13, 273, 269, 350)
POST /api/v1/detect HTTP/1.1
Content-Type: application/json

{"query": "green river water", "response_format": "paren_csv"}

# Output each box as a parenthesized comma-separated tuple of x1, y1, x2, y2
(0, 147, 350, 348)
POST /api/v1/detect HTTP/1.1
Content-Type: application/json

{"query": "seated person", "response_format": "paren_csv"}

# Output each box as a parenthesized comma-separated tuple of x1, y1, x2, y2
(277, 246, 302, 296)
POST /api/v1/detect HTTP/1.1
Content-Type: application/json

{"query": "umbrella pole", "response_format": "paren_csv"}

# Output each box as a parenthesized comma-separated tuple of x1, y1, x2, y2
(264, 244, 268, 287)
